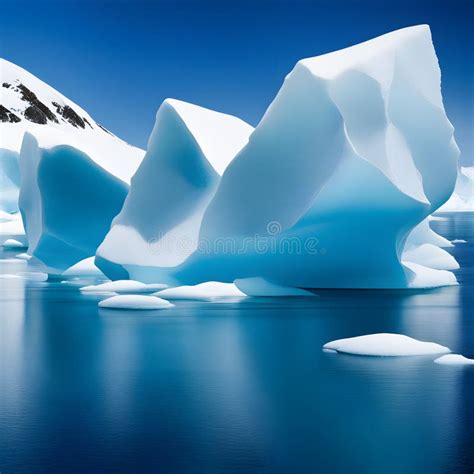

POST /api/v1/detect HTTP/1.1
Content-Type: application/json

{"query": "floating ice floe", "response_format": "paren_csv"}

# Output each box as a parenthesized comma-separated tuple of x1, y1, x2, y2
(81, 279, 167, 294)
(95, 25, 459, 292)
(0, 274, 22, 279)
(434, 354, 474, 365)
(62, 257, 104, 278)
(2, 238, 26, 249)
(323, 333, 451, 356)
(98, 295, 174, 310)
(15, 252, 32, 260)
(452, 239, 467, 244)
(155, 281, 246, 300)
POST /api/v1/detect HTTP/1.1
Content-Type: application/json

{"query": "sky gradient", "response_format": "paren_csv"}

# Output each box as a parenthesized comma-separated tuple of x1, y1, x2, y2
(1, 0, 473, 165)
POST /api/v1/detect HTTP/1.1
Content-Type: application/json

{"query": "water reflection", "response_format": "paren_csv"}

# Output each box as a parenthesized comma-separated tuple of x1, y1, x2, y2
(0, 213, 473, 473)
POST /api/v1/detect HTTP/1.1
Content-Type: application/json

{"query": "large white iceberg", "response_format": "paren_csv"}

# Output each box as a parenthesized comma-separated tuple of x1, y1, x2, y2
(0, 58, 144, 271)
(97, 25, 459, 291)
(95, 99, 253, 280)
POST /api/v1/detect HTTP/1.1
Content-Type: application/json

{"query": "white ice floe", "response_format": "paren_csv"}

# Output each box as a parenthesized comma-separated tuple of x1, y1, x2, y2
(452, 239, 467, 244)
(62, 257, 104, 278)
(81, 279, 168, 294)
(15, 252, 32, 260)
(98, 295, 174, 310)
(234, 277, 314, 296)
(323, 333, 451, 356)
(434, 354, 474, 365)
(155, 281, 246, 300)
(0, 274, 22, 279)
(2, 238, 26, 249)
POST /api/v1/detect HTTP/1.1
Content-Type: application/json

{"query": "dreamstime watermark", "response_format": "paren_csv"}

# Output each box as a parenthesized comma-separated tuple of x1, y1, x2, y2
(146, 221, 326, 257)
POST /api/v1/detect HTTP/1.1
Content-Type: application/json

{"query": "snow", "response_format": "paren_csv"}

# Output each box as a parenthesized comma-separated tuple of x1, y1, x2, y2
(154, 281, 245, 300)
(81, 279, 168, 294)
(234, 277, 314, 296)
(62, 257, 104, 278)
(0, 59, 145, 271)
(96, 100, 253, 276)
(323, 333, 451, 356)
(98, 295, 174, 310)
(434, 354, 474, 365)
(2, 238, 26, 249)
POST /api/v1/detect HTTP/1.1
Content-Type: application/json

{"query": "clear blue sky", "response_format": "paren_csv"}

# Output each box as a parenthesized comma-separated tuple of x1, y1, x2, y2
(1, 0, 473, 165)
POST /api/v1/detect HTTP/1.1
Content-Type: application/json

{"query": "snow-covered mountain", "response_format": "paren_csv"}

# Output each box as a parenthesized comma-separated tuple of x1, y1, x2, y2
(0, 58, 145, 269)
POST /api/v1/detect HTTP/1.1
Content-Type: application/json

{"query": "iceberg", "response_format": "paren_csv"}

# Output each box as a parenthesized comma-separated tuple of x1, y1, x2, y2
(98, 295, 174, 310)
(0, 58, 144, 271)
(95, 99, 253, 280)
(323, 333, 451, 356)
(97, 25, 459, 291)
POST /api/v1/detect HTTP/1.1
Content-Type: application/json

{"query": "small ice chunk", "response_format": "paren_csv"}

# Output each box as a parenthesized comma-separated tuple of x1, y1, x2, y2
(62, 257, 104, 278)
(155, 281, 246, 300)
(0, 274, 22, 279)
(98, 295, 174, 310)
(81, 279, 168, 294)
(451, 239, 466, 244)
(323, 333, 451, 357)
(434, 354, 474, 365)
(15, 253, 32, 260)
(2, 238, 26, 249)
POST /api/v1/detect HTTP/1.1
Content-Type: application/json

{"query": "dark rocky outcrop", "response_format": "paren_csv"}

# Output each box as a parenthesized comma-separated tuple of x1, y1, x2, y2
(0, 105, 21, 123)
(52, 101, 86, 128)
(24, 105, 48, 124)
(17, 83, 58, 124)
(2, 82, 11, 88)
(97, 123, 113, 135)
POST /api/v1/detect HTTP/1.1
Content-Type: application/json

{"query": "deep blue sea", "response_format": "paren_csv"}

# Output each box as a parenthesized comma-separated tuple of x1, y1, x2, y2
(1, 213, 473, 474)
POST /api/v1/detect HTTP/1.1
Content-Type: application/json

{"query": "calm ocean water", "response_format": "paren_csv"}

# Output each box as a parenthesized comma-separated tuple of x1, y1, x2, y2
(0, 213, 473, 474)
